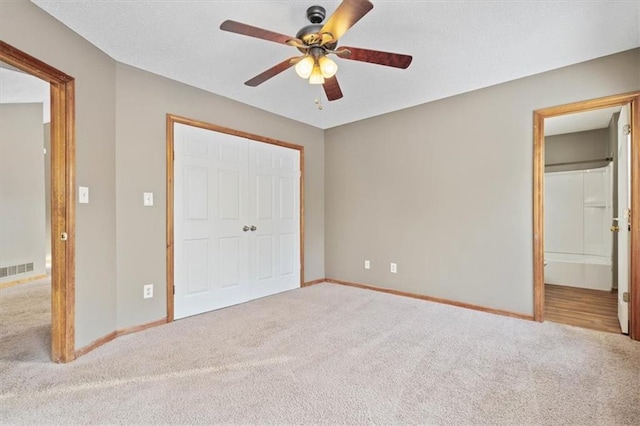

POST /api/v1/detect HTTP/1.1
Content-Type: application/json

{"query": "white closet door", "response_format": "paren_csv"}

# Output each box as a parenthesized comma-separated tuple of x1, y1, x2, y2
(174, 124, 249, 320)
(248, 142, 300, 300)
(174, 123, 300, 320)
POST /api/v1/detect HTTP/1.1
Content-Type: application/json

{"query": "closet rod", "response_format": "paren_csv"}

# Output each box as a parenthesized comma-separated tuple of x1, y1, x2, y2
(545, 157, 613, 167)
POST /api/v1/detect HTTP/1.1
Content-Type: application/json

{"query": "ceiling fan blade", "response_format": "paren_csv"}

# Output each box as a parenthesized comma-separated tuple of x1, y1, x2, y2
(244, 57, 299, 87)
(220, 20, 301, 46)
(338, 46, 412, 69)
(320, 0, 373, 42)
(323, 76, 343, 101)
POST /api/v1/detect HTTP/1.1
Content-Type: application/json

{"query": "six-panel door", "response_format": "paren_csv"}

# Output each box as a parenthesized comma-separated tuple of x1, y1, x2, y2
(173, 123, 300, 319)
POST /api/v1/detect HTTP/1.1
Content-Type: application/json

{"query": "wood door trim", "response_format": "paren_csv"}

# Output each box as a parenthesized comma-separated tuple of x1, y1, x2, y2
(165, 114, 305, 322)
(0, 41, 73, 83)
(166, 116, 175, 322)
(532, 91, 640, 340)
(631, 94, 640, 341)
(0, 41, 76, 362)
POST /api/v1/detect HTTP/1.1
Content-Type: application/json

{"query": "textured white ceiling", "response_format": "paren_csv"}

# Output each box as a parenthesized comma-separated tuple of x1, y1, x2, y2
(0, 65, 51, 123)
(545, 106, 622, 136)
(31, 1, 640, 129)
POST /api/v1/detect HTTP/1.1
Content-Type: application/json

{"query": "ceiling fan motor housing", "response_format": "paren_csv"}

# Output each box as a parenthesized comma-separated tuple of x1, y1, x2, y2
(298, 5, 341, 52)
(295, 24, 338, 52)
(296, 4, 340, 54)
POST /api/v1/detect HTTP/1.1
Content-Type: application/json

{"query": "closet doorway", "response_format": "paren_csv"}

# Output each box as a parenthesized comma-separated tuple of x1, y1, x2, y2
(533, 92, 639, 339)
(166, 115, 304, 321)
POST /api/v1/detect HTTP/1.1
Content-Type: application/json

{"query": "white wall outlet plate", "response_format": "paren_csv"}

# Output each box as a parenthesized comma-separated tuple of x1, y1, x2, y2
(143, 192, 154, 207)
(390, 263, 397, 274)
(364, 260, 370, 270)
(79, 186, 89, 204)
(143, 284, 153, 299)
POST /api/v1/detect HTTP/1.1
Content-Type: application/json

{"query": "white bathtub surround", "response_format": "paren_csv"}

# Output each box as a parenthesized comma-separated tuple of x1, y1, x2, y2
(544, 165, 612, 291)
(544, 253, 611, 291)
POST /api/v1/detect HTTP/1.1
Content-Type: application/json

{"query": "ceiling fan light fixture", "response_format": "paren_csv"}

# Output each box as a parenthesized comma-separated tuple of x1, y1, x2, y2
(318, 56, 338, 78)
(308, 63, 325, 85)
(220, 0, 412, 102)
(294, 56, 315, 79)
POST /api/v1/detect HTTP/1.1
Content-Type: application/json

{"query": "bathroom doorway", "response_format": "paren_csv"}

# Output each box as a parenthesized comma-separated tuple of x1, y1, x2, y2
(533, 92, 639, 340)
(543, 106, 622, 333)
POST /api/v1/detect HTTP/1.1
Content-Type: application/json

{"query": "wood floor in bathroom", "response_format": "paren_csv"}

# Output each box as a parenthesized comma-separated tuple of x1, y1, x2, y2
(545, 284, 621, 334)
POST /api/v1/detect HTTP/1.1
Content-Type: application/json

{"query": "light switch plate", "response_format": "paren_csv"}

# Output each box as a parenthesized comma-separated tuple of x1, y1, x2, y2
(79, 186, 89, 204)
(143, 192, 154, 207)
(364, 260, 370, 270)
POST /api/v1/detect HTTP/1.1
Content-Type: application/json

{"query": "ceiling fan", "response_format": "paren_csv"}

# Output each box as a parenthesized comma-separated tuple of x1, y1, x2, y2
(220, 0, 412, 102)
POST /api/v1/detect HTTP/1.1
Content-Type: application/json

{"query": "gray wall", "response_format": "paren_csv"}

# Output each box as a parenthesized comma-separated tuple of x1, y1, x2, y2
(44, 122, 51, 264)
(0, 103, 46, 282)
(2, 0, 119, 347)
(545, 128, 610, 173)
(324, 48, 639, 316)
(114, 63, 325, 329)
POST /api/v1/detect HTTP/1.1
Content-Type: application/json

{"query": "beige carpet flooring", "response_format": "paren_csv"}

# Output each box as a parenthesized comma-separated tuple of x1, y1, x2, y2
(1, 279, 639, 425)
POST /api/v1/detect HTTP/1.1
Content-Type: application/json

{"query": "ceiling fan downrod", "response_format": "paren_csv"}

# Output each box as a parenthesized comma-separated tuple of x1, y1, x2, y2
(306, 6, 326, 24)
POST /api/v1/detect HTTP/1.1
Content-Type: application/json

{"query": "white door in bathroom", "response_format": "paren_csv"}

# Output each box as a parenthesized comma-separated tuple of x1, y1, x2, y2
(617, 104, 631, 334)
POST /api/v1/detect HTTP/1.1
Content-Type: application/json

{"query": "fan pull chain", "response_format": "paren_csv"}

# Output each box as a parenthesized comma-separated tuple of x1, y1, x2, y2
(314, 85, 324, 110)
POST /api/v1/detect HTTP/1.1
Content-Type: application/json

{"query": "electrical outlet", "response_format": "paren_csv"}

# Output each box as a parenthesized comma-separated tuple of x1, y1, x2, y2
(364, 260, 370, 270)
(143, 284, 153, 299)
(390, 263, 397, 274)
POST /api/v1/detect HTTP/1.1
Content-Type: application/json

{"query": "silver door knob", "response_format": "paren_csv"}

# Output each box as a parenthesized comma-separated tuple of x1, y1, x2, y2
(250, 226, 257, 231)
(243, 226, 250, 232)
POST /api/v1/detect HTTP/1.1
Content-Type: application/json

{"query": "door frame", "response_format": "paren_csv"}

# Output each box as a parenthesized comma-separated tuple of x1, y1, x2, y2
(0, 41, 76, 362)
(165, 114, 305, 322)
(533, 91, 640, 340)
